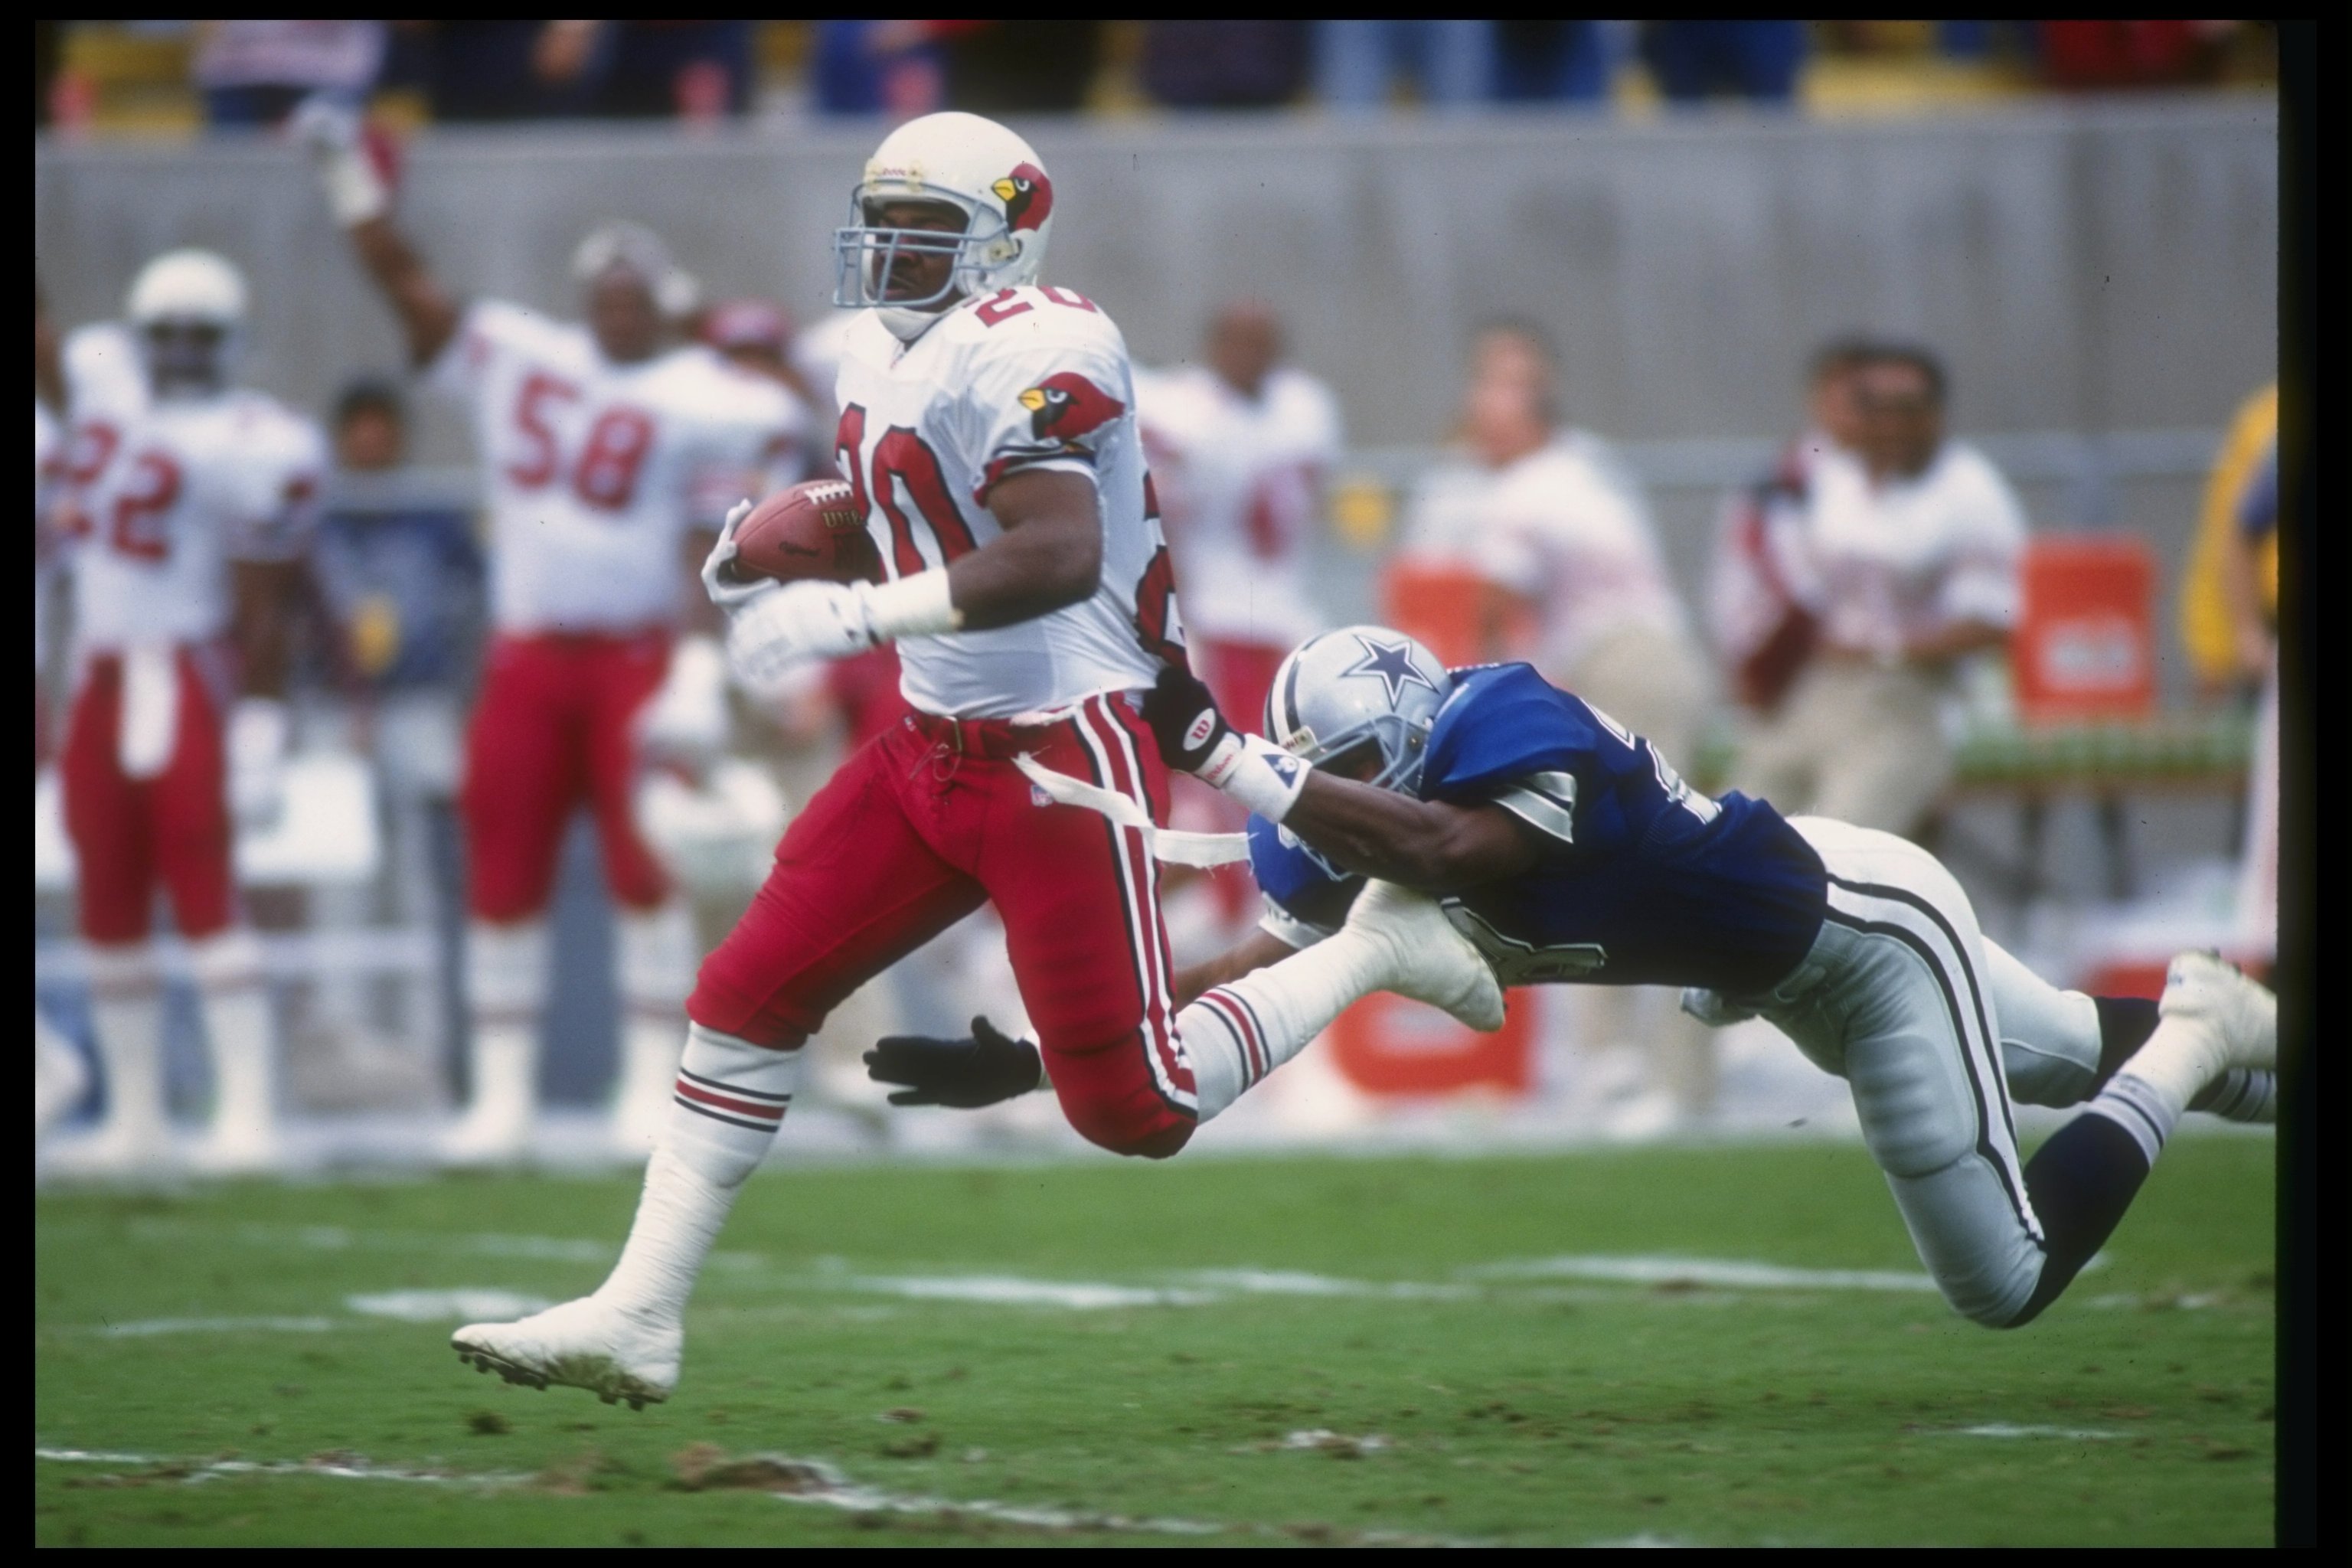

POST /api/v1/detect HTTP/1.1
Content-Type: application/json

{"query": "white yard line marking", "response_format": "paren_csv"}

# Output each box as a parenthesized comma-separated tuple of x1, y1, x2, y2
(345, 1289, 552, 1323)
(1945, 1425, 2125, 1440)
(36, 1446, 524, 1486)
(1180, 1269, 1475, 1301)
(848, 1275, 1220, 1310)
(89, 1315, 338, 1338)
(1467, 1255, 1941, 1292)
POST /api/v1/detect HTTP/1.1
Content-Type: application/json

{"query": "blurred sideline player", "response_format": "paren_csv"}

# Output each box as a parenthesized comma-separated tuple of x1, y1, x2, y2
(443, 111, 1484, 1404)
(47, 250, 325, 1172)
(1409, 322, 1715, 1128)
(34, 290, 90, 1141)
(300, 103, 807, 1160)
(1137, 302, 1340, 934)
(899, 628, 2279, 1331)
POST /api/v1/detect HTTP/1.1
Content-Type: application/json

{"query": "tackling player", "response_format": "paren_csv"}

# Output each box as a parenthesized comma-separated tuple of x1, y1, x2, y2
(440, 112, 1486, 1406)
(894, 629, 2277, 1331)
(299, 103, 807, 1160)
(49, 250, 325, 1172)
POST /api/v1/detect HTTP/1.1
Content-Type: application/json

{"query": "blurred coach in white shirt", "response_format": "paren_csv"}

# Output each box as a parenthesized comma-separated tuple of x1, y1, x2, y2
(1737, 345, 2026, 838)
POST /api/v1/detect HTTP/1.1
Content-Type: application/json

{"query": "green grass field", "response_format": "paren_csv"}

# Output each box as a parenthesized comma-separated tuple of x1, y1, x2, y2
(35, 1135, 2275, 1547)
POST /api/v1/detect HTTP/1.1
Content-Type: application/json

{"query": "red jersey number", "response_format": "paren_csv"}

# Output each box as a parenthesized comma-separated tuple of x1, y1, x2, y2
(838, 404, 978, 576)
(506, 374, 654, 512)
(109, 451, 184, 563)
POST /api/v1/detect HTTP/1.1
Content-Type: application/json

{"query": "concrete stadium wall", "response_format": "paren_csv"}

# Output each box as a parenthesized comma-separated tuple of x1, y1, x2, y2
(38, 96, 2275, 456)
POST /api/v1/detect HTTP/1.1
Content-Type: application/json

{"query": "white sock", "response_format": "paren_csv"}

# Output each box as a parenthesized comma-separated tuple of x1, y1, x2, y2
(614, 902, 696, 1123)
(2086, 1010, 2218, 1168)
(596, 1023, 799, 1325)
(1185, 929, 1390, 1122)
(2192, 1068, 2275, 1124)
(190, 930, 277, 1145)
(86, 943, 168, 1142)
(462, 918, 548, 1119)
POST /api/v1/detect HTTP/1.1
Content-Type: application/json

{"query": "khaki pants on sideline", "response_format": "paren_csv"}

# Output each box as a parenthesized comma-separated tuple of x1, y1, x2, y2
(1736, 659, 1953, 839)
(1555, 626, 1720, 1119)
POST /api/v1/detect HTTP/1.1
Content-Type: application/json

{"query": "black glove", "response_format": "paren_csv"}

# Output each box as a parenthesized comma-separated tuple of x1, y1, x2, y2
(864, 1015, 1044, 1109)
(1141, 662, 1237, 776)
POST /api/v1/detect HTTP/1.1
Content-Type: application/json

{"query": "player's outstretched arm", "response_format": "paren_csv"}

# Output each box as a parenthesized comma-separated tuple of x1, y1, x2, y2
(1143, 663, 1536, 895)
(291, 97, 460, 368)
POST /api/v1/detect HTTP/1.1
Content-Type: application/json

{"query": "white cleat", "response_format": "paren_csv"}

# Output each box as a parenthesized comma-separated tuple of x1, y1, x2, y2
(1344, 880, 1507, 1033)
(2160, 952, 2277, 1075)
(452, 1295, 679, 1410)
(65, 1118, 181, 1177)
(439, 1100, 535, 1168)
(188, 1125, 289, 1177)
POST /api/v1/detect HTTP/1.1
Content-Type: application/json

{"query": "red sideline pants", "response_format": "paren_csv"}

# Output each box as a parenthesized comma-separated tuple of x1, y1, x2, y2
(690, 690, 1197, 1158)
(463, 631, 672, 921)
(60, 648, 237, 944)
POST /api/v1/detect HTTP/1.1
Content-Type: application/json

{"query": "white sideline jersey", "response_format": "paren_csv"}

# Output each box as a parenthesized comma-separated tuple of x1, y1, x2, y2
(832, 286, 1176, 719)
(1135, 364, 1340, 649)
(37, 400, 62, 668)
(1804, 439, 2027, 658)
(431, 299, 806, 635)
(66, 390, 325, 654)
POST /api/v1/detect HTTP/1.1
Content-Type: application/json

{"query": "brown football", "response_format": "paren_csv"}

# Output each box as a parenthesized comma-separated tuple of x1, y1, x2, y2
(725, 478, 880, 586)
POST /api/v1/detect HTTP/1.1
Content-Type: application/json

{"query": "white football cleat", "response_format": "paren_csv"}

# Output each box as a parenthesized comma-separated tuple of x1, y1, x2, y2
(452, 1295, 679, 1410)
(2159, 952, 2277, 1075)
(439, 1097, 535, 1168)
(1343, 880, 1507, 1033)
(188, 1122, 288, 1177)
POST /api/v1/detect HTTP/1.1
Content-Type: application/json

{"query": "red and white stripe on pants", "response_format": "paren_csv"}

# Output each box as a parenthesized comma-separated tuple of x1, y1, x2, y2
(60, 647, 237, 944)
(689, 689, 1196, 1158)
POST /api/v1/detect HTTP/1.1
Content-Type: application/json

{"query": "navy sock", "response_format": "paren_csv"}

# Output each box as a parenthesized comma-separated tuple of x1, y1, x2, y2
(2010, 1112, 2151, 1326)
(2089, 995, 2160, 1088)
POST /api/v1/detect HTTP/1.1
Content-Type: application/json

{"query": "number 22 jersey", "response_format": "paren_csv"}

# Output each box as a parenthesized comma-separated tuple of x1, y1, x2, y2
(1250, 662, 1829, 996)
(430, 299, 805, 637)
(832, 286, 1180, 719)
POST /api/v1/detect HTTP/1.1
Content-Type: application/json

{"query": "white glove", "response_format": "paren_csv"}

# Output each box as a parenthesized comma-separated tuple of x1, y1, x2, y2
(699, 498, 775, 612)
(288, 93, 390, 227)
(725, 570, 959, 693)
(635, 635, 731, 774)
(227, 698, 290, 830)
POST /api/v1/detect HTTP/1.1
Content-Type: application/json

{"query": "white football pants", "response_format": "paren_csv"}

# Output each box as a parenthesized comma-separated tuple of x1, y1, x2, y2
(1753, 818, 2048, 1327)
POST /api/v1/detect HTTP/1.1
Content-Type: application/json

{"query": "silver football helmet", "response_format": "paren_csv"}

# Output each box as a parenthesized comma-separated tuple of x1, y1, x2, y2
(1264, 626, 1453, 794)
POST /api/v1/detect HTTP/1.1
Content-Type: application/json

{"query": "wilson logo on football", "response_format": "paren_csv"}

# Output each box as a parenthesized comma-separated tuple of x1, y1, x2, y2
(1184, 710, 1218, 749)
(1018, 373, 1125, 442)
(991, 163, 1053, 232)
(808, 482, 861, 530)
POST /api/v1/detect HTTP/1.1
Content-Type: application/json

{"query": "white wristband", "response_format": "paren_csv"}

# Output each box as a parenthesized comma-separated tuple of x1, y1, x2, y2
(321, 145, 389, 227)
(854, 571, 962, 642)
(1201, 732, 1309, 823)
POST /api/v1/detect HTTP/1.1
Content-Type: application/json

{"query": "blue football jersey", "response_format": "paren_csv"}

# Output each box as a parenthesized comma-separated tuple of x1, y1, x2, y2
(1247, 663, 1827, 996)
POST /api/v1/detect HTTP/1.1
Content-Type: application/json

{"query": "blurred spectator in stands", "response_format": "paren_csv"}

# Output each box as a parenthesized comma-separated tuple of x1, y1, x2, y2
(2179, 381, 2278, 701)
(1404, 322, 1715, 1128)
(936, 22, 1102, 115)
(811, 21, 944, 119)
(1315, 21, 1494, 110)
(1491, 21, 1621, 104)
(1707, 336, 1874, 717)
(194, 21, 386, 129)
(407, 21, 596, 122)
(1735, 346, 2027, 838)
(2223, 441, 2278, 961)
(1639, 21, 1807, 104)
(591, 22, 753, 122)
(1139, 22, 1311, 109)
(700, 298, 822, 421)
(2039, 21, 2237, 90)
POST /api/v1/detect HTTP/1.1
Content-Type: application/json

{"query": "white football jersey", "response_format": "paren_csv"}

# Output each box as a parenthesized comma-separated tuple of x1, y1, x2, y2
(831, 286, 1176, 719)
(37, 400, 62, 668)
(67, 390, 325, 654)
(430, 299, 807, 635)
(1804, 439, 2027, 658)
(1135, 364, 1341, 648)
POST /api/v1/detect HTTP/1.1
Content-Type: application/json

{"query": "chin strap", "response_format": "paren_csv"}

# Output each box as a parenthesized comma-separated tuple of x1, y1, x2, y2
(1013, 753, 1250, 869)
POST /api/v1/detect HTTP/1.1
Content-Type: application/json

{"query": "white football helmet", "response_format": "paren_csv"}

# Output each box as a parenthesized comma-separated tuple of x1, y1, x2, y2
(573, 220, 701, 318)
(126, 249, 247, 397)
(833, 111, 1056, 341)
(1266, 626, 1455, 795)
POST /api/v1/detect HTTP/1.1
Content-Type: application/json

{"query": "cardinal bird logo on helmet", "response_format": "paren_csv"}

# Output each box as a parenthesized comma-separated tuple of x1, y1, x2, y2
(990, 164, 1054, 233)
(1019, 373, 1125, 442)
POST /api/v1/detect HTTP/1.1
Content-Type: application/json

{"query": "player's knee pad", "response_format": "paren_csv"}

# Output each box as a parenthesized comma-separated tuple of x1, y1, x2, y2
(1883, 1155, 2045, 1329)
(1846, 1031, 1977, 1179)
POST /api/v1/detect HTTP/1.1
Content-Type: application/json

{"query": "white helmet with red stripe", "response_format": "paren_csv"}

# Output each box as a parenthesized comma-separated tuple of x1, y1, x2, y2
(832, 111, 1056, 342)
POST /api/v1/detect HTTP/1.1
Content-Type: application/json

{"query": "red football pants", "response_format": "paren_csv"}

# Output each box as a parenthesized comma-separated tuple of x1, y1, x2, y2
(463, 631, 672, 921)
(61, 649, 237, 944)
(690, 691, 1197, 1158)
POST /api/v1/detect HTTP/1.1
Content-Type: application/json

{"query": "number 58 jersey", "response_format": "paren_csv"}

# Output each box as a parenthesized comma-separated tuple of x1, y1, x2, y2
(431, 299, 805, 635)
(832, 286, 1180, 719)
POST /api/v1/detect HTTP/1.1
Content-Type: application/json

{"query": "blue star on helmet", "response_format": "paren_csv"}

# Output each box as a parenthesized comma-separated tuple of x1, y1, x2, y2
(1343, 635, 1439, 707)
